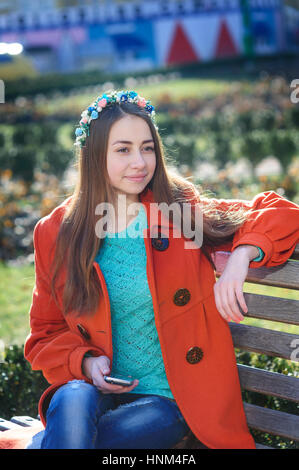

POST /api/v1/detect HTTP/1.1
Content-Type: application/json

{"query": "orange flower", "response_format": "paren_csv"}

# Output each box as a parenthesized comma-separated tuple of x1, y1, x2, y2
(1, 169, 12, 180)
(4, 219, 13, 227)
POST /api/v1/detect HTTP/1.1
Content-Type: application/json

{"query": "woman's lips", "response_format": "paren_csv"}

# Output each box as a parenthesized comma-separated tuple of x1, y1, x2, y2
(126, 175, 146, 182)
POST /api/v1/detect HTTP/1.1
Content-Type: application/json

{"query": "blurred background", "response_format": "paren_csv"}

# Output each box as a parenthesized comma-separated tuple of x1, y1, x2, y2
(0, 0, 298, 448)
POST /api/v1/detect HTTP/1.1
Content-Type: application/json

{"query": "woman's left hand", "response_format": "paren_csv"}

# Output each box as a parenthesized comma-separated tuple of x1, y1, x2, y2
(213, 245, 260, 323)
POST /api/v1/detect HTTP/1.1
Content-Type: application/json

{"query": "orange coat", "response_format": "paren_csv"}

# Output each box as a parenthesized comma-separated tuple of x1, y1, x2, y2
(24, 188, 299, 449)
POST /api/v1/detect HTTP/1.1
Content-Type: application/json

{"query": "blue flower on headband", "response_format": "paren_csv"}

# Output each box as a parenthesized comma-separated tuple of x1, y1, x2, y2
(129, 91, 138, 99)
(75, 128, 83, 136)
(145, 104, 154, 113)
(91, 110, 98, 119)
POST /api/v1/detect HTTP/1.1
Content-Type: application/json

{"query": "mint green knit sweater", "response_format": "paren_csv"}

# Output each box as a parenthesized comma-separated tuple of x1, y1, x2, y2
(94, 204, 174, 399)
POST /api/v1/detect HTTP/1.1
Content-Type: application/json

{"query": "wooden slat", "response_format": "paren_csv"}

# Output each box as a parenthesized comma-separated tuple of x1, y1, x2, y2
(229, 323, 299, 361)
(0, 418, 23, 431)
(238, 364, 299, 402)
(243, 293, 299, 325)
(291, 244, 299, 260)
(255, 443, 274, 449)
(10, 416, 40, 427)
(244, 260, 299, 290)
(215, 252, 299, 290)
(244, 402, 299, 441)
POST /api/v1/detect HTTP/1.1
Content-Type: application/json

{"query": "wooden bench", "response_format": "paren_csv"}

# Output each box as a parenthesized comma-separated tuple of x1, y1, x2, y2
(1, 245, 298, 449)
(0, 416, 41, 432)
(174, 243, 299, 449)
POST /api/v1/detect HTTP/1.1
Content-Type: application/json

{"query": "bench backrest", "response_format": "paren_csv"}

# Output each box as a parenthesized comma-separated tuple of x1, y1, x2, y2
(213, 243, 299, 449)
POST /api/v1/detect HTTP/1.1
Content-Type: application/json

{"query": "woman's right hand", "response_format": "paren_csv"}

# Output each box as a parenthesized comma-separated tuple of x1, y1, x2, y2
(82, 355, 139, 394)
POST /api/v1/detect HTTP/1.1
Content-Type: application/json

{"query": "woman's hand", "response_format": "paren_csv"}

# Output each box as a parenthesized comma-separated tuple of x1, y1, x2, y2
(213, 245, 259, 323)
(82, 355, 139, 394)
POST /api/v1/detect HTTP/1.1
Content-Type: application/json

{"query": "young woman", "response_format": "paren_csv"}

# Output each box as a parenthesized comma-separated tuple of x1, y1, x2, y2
(24, 90, 299, 449)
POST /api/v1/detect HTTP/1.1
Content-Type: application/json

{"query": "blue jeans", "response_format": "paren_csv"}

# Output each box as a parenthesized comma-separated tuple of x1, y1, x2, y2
(27, 380, 190, 449)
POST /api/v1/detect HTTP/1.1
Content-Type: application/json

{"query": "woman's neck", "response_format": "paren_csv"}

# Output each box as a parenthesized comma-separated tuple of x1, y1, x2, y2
(108, 192, 141, 233)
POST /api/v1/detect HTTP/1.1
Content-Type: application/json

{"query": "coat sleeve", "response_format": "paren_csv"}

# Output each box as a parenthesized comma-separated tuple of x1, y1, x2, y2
(24, 219, 105, 384)
(199, 190, 299, 268)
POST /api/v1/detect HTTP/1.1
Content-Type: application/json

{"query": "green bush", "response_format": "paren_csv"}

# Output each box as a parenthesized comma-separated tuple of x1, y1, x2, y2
(7, 146, 37, 183)
(236, 349, 299, 449)
(240, 130, 270, 165)
(236, 110, 255, 133)
(284, 107, 299, 129)
(0, 131, 6, 147)
(163, 134, 196, 166)
(39, 144, 73, 176)
(213, 132, 232, 166)
(268, 130, 297, 169)
(12, 124, 40, 147)
(252, 109, 277, 131)
(0, 344, 48, 420)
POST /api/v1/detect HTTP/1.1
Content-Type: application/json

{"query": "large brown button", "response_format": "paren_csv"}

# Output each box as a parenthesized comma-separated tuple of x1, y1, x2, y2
(186, 347, 204, 364)
(173, 288, 191, 306)
(77, 324, 91, 340)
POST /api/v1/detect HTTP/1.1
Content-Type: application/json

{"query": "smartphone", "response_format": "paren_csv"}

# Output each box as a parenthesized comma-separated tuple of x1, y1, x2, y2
(103, 373, 135, 387)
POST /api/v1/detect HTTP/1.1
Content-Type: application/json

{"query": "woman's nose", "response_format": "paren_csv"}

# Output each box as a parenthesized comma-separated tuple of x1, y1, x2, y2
(131, 151, 146, 168)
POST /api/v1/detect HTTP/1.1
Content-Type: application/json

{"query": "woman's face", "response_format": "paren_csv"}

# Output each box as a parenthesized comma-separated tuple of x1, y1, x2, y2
(106, 114, 156, 204)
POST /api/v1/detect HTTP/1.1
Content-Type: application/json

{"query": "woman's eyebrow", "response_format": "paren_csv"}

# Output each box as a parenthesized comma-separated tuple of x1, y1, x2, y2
(112, 139, 154, 145)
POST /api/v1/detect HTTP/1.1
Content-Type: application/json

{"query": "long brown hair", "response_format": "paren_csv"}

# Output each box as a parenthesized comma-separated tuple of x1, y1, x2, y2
(49, 98, 252, 317)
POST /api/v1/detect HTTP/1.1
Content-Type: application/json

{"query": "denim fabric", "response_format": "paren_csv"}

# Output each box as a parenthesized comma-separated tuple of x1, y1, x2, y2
(27, 380, 189, 449)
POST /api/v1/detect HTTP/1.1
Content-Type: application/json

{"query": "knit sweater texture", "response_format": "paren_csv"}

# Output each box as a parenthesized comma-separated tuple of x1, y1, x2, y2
(94, 203, 174, 399)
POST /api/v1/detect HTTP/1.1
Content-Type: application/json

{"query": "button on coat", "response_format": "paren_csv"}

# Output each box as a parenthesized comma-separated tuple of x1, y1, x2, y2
(186, 347, 204, 364)
(151, 235, 169, 251)
(173, 288, 191, 306)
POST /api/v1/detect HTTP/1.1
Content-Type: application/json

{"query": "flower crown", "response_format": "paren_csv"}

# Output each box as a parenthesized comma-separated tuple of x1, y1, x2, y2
(74, 89, 157, 148)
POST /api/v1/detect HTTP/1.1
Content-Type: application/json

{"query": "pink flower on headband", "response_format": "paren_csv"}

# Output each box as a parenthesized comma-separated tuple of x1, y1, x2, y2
(98, 98, 107, 108)
(80, 117, 88, 124)
(138, 97, 146, 107)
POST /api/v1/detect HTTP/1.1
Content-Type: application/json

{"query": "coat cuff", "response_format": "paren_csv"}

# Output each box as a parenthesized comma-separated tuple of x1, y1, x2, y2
(232, 232, 273, 267)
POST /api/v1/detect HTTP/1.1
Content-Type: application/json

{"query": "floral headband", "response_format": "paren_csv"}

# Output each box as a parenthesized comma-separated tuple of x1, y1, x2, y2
(74, 89, 157, 148)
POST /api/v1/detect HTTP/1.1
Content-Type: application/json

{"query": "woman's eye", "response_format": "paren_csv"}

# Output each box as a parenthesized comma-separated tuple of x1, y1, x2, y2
(117, 146, 154, 153)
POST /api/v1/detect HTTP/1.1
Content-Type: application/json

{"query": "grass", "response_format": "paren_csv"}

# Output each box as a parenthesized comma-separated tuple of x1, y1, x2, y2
(135, 78, 235, 101)
(34, 77, 253, 116)
(0, 261, 34, 347)
(0, 260, 298, 347)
